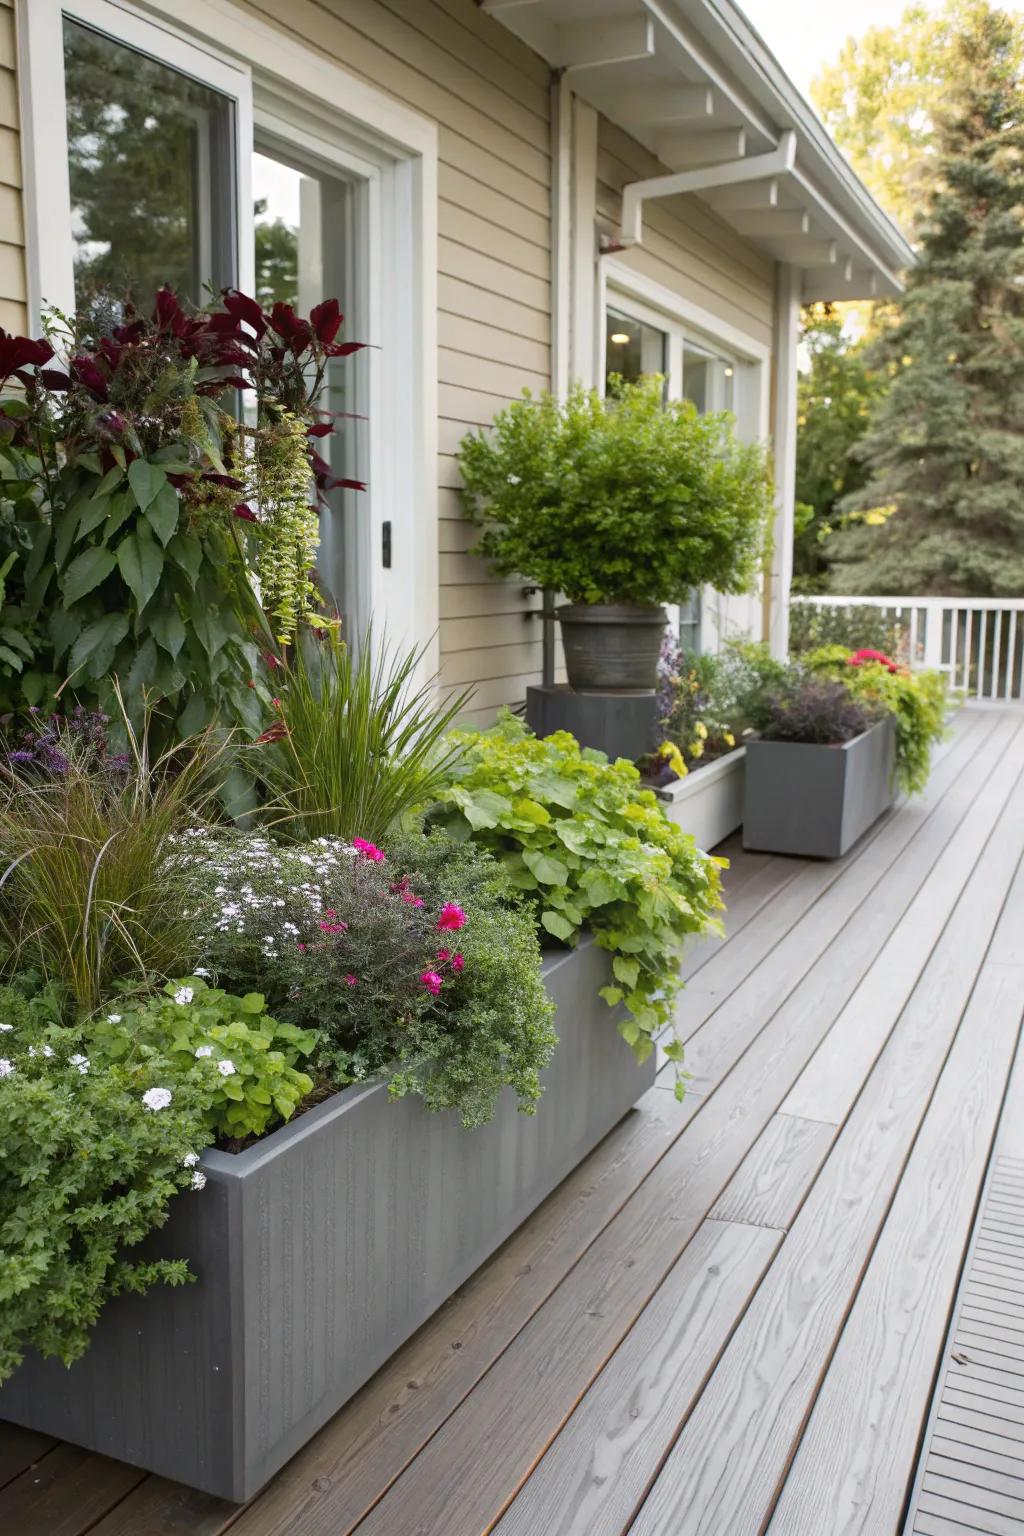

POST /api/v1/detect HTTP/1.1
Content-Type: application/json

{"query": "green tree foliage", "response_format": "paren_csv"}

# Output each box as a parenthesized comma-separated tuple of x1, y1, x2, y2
(254, 200, 299, 309)
(793, 307, 883, 593)
(829, 4, 1024, 596)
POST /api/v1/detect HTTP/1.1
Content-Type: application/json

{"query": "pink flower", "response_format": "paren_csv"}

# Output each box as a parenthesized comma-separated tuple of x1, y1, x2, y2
(402, 890, 424, 907)
(420, 970, 443, 996)
(437, 948, 451, 963)
(344, 973, 358, 987)
(353, 837, 385, 862)
(452, 953, 464, 973)
(437, 903, 467, 932)
(319, 920, 348, 934)
(296, 942, 306, 953)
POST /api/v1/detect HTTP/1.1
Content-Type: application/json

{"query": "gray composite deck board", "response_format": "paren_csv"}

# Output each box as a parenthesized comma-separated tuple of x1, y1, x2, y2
(4, 708, 1024, 1536)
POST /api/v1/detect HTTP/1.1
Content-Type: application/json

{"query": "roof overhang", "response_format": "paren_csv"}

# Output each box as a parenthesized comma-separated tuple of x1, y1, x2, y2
(481, 0, 915, 301)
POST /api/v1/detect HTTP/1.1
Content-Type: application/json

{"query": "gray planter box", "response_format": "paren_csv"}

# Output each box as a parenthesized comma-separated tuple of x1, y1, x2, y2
(0, 939, 652, 1502)
(742, 716, 896, 858)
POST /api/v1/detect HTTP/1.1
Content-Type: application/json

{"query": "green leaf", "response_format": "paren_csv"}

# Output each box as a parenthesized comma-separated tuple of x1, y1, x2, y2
(451, 786, 511, 831)
(60, 545, 117, 607)
(522, 848, 569, 886)
(166, 533, 202, 587)
(178, 689, 210, 735)
(116, 527, 164, 613)
(149, 600, 187, 659)
(240, 994, 266, 1014)
(76, 493, 112, 541)
(619, 1018, 641, 1047)
(612, 955, 640, 989)
(598, 984, 624, 1007)
(188, 593, 230, 659)
(48, 607, 83, 662)
(67, 613, 130, 682)
(105, 492, 135, 540)
(54, 507, 81, 572)
(125, 635, 159, 699)
(540, 909, 574, 941)
(144, 481, 180, 546)
(127, 458, 167, 512)
(0, 643, 23, 669)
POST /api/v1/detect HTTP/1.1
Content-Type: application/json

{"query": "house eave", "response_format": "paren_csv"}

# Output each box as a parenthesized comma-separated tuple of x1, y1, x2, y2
(482, 0, 915, 301)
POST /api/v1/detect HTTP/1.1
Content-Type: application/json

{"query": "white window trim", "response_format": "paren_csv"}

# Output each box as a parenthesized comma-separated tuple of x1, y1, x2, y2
(16, 0, 440, 672)
(599, 259, 772, 655)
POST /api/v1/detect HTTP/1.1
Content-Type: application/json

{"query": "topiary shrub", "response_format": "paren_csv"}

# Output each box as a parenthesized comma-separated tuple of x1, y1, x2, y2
(457, 378, 773, 606)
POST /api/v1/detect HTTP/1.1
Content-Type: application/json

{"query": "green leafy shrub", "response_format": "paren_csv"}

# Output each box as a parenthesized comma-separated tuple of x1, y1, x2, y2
(90, 979, 316, 1141)
(255, 626, 470, 845)
(0, 710, 227, 1012)
(0, 979, 214, 1383)
(163, 828, 556, 1128)
(654, 638, 786, 773)
(457, 378, 773, 606)
(789, 602, 903, 658)
(428, 713, 724, 1086)
(805, 645, 948, 793)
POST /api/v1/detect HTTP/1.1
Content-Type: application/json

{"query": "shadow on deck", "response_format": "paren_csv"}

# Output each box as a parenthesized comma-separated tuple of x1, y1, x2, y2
(2, 705, 1023, 1536)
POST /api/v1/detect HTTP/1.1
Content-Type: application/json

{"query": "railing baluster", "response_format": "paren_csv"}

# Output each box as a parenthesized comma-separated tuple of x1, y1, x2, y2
(1010, 609, 1020, 701)
(976, 610, 987, 699)
(992, 607, 1003, 701)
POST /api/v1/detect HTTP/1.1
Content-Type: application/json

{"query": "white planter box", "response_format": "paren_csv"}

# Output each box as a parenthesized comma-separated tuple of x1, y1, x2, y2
(653, 747, 745, 851)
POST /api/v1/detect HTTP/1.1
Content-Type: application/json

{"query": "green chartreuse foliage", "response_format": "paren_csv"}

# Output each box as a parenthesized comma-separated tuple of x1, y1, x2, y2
(804, 646, 949, 793)
(0, 979, 215, 1384)
(827, 5, 1024, 596)
(92, 979, 317, 1140)
(429, 712, 725, 1093)
(457, 377, 773, 606)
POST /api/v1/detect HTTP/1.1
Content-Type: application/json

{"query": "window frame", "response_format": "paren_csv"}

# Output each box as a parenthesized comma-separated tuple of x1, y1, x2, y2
(599, 260, 771, 653)
(17, 0, 440, 671)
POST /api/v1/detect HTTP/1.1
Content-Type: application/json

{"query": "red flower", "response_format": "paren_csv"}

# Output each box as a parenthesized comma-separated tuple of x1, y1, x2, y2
(451, 953, 464, 973)
(420, 970, 443, 996)
(437, 903, 467, 932)
(437, 948, 450, 964)
(848, 648, 901, 674)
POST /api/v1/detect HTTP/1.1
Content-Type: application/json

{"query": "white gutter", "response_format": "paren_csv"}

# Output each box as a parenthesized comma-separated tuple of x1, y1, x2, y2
(620, 128, 796, 245)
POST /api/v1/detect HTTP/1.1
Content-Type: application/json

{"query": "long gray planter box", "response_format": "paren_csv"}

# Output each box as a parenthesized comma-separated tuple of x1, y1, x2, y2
(742, 715, 896, 858)
(0, 938, 653, 1502)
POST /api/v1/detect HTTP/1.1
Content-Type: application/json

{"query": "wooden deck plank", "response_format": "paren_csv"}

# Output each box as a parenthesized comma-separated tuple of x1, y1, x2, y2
(0, 1428, 56, 1492)
(930, 1440, 1024, 1485)
(629, 741, 1024, 1536)
(0, 1445, 146, 1536)
(678, 853, 807, 983)
(335, 717, 1018, 1536)
(83, 1479, 235, 1536)
(490, 1218, 781, 1536)
(708, 1112, 836, 1228)
(917, 1488, 1024, 1534)
(924, 1472, 1024, 1522)
(681, 712, 1015, 1094)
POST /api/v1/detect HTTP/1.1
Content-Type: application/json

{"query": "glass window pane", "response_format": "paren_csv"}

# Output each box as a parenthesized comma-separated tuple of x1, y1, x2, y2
(683, 346, 736, 415)
(63, 18, 236, 314)
(253, 145, 365, 633)
(605, 308, 666, 390)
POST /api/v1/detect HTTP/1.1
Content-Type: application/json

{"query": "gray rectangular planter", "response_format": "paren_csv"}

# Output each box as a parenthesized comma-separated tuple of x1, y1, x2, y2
(0, 938, 653, 1502)
(742, 716, 896, 858)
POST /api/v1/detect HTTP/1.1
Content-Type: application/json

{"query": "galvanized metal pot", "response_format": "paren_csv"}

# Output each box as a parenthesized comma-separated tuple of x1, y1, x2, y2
(556, 603, 667, 690)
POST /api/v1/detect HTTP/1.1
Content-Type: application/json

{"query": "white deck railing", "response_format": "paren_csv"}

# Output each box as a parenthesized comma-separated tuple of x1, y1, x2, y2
(791, 595, 1024, 702)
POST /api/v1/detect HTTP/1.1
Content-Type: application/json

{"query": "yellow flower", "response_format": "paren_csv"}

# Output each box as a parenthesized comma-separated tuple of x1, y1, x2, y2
(695, 722, 708, 739)
(659, 740, 687, 779)
(723, 731, 735, 748)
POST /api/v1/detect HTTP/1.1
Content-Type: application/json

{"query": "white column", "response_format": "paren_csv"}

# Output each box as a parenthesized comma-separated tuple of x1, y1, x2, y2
(768, 261, 800, 658)
(570, 96, 599, 388)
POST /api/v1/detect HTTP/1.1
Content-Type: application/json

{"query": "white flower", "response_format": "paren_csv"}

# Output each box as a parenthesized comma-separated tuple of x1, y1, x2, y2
(69, 1053, 89, 1075)
(41, 1044, 54, 1058)
(507, 473, 522, 484)
(195, 1045, 214, 1059)
(191, 1169, 207, 1191)
(0, 1058, 13, 1077)
(217, 1059, 236, 1077)
(142, 1086, 173, 1111)
(173, 986, 194, 1006)
(106, 1013, 122, 1024)
(0, 1023, 12, 1032)
(191, 968, 210, 979)
(182, 1151, 200, 1168)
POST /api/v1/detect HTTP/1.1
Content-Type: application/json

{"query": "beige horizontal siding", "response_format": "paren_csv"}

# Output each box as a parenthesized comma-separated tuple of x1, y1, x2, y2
(0, 0, 25, 335)
(597, 116, 774, 348)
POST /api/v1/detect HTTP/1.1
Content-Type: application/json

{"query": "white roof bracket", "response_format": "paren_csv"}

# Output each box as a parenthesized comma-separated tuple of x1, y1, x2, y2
(619, 128, 797, 245)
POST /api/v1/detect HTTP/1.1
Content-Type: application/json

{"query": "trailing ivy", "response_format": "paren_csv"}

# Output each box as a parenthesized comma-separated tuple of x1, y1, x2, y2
(429, 712, 725, 1093)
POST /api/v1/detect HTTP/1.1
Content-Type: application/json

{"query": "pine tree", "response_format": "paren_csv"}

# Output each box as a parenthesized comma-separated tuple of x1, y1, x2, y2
(830, 3, 1024, 596)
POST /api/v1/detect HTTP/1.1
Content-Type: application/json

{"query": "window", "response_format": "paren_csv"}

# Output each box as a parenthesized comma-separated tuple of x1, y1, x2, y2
(21, 0, 437, 658)
(63, 17, 237, 313)
(605, 307, 666, 388)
